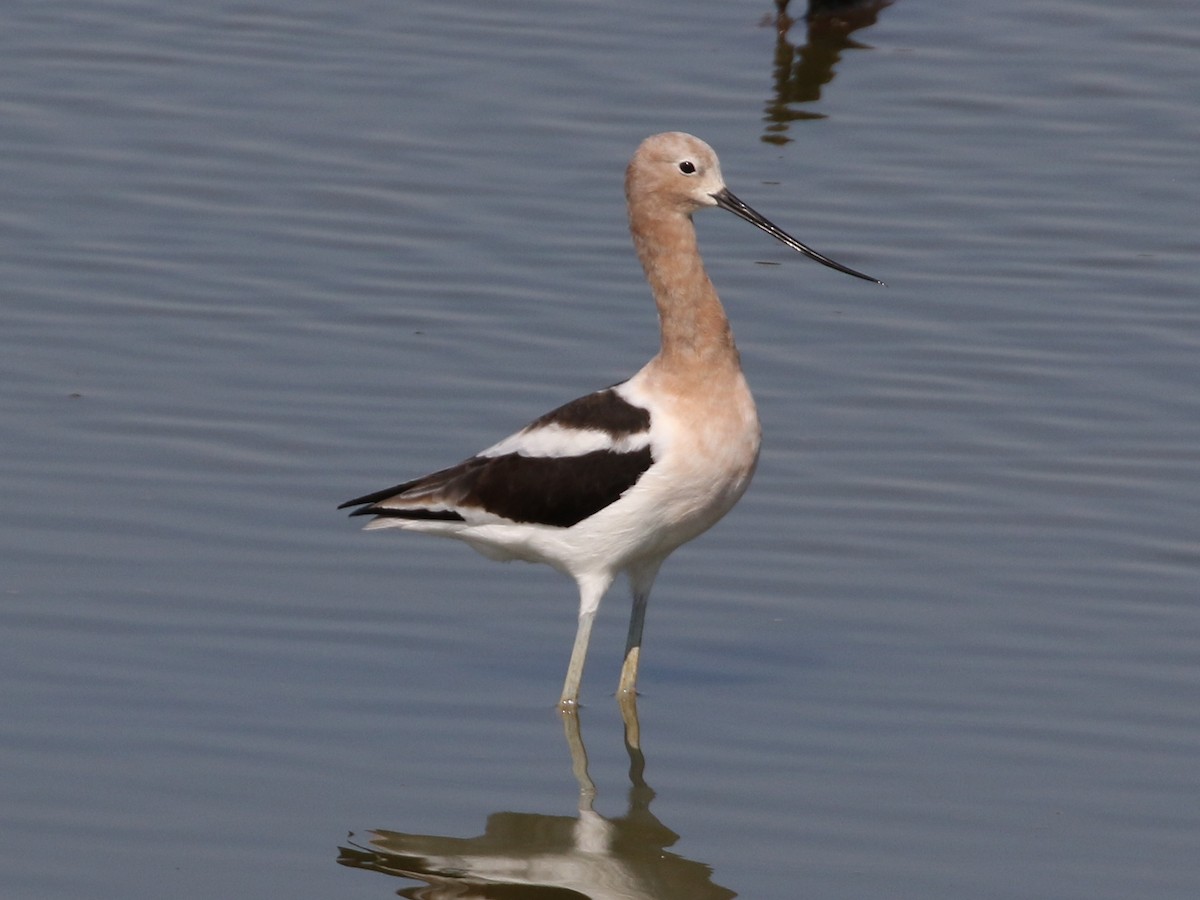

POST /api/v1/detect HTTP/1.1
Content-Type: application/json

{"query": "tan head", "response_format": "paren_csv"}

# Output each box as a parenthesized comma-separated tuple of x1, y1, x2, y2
(625, 132, 727, 215)
(625, 131, 883, 285)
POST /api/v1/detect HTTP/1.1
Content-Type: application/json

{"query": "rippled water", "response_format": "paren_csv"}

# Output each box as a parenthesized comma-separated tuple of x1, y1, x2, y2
(3, 1, 1199, 898)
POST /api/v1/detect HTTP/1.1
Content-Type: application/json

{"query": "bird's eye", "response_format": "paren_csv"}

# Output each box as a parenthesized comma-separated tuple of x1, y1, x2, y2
(678, 160, 696, 175)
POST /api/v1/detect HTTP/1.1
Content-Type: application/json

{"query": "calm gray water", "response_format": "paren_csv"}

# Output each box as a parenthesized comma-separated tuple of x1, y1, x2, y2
(3, 1, 1198, 898)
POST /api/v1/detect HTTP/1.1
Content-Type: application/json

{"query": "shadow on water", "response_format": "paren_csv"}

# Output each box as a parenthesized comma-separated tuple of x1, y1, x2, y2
(762, 0, 895, 143)
(337, 696, 736, 899)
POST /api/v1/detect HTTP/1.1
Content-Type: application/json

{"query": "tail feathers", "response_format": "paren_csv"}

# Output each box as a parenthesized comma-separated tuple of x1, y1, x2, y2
(339, 459, 487, 522)
(356, 506, 465, 522)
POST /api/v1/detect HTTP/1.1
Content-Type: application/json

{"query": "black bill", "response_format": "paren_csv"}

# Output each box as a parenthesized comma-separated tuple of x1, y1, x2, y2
(712, 187, 883, 285)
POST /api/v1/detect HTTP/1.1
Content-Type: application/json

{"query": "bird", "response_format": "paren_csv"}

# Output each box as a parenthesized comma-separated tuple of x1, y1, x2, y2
(340, 132, 880, 709)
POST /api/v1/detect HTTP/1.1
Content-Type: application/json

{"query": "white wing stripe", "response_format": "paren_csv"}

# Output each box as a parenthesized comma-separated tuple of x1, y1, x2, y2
(479, 422, 651, 459)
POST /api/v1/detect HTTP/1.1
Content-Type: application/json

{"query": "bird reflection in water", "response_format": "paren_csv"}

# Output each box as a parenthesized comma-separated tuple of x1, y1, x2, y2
(337, 697, 735, 900)
(763, 0, 895, 144)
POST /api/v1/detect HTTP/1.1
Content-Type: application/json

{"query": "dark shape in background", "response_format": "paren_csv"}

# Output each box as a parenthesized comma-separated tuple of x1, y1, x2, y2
(763, 0, 895, 143)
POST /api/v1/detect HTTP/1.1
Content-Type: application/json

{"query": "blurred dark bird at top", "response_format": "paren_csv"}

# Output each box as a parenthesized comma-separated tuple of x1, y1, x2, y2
(763, 0, 895, 144)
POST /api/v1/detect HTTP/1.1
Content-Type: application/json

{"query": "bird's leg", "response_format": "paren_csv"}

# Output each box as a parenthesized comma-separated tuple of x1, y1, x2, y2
(560, 575, 611, 710)
(617, 593, 647, 698)
(560, 608, 596, 710)
(617, 685, 642, 753)
(618, 563, 660, 698)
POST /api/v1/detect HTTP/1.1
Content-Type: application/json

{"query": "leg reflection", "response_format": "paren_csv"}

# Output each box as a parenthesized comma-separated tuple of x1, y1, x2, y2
(338, 703, 735, 899)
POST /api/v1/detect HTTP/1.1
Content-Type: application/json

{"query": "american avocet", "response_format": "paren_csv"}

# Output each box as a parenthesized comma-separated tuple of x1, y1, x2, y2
(341, 132, 880, 709)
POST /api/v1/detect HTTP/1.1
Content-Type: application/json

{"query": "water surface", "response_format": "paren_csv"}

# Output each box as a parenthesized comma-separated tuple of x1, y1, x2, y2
(3, 1, 1198, 898)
